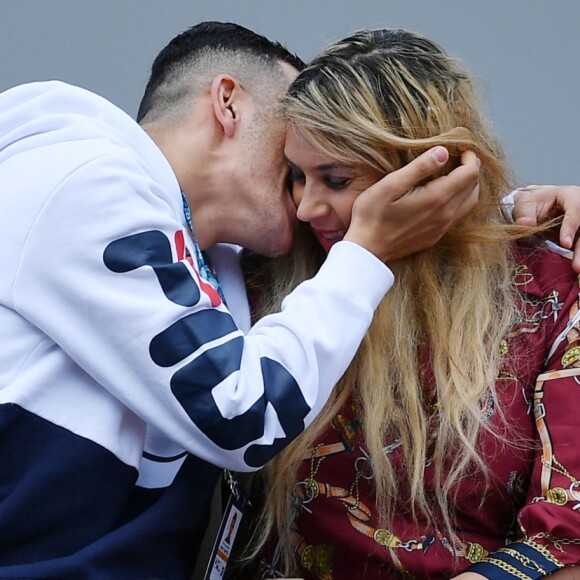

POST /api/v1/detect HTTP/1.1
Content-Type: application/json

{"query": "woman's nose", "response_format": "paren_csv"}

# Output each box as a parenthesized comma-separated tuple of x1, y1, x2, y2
(295, 186, 330, 223)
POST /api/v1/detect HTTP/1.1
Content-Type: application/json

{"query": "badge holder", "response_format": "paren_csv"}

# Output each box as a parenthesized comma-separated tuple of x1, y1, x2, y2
(204, 470, 251, 580)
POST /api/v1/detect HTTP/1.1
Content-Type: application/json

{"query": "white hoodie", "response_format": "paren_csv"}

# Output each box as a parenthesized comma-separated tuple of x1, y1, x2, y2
(0, 81, 392, 578)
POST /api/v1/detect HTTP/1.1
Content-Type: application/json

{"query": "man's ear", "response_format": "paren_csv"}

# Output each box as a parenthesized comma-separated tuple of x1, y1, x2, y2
(210, 75, 241, 138)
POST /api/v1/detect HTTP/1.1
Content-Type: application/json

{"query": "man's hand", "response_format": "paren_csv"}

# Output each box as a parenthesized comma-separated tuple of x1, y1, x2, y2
(512, 185, 580, 272)
(344, 147, 480, 263)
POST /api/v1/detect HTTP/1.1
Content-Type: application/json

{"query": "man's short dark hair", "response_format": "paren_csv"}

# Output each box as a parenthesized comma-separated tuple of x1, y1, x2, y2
(137, 21, 304, 123)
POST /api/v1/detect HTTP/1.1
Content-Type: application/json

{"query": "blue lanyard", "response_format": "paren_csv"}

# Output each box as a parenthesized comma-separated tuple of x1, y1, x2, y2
(181, 192, 226, 303)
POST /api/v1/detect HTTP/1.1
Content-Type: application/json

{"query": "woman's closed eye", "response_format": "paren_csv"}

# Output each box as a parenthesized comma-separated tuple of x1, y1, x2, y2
(323, 175, 352, 190)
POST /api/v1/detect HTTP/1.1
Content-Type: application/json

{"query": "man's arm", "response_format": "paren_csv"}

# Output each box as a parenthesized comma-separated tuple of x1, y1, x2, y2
(13, 146, 478, 473)
(511, 184, 580, 272)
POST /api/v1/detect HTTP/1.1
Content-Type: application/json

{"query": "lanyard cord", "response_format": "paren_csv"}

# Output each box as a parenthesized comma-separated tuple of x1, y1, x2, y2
(181, 192, 226, 303)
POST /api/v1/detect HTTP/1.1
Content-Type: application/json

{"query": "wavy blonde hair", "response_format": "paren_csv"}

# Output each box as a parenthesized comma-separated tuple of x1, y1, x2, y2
(245, 28, 546, 572)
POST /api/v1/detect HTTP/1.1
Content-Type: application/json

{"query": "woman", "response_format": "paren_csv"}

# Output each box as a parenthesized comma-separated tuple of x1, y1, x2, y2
(242, 28, 580, 579)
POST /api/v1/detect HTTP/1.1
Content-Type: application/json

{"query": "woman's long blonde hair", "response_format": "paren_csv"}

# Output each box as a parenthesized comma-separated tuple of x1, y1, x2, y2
(246, 28, 545, 571)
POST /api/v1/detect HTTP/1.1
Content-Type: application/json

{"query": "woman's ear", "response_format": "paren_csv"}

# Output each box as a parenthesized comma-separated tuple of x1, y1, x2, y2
(210, 75, 240, 138)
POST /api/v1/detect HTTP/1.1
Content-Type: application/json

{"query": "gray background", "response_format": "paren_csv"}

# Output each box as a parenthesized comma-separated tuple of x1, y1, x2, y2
(1, 0, 579, 186)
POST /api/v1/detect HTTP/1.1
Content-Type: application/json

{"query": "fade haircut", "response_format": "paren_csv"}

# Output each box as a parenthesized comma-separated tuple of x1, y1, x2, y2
(137, 21, 304, 124)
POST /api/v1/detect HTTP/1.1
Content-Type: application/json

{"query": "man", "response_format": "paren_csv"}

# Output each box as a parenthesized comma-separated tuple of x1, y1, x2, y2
(0, 22, 482, 578)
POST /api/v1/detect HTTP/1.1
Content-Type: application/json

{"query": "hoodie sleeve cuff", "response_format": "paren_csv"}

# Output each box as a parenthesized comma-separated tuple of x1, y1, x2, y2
(321, 240, 394, 311)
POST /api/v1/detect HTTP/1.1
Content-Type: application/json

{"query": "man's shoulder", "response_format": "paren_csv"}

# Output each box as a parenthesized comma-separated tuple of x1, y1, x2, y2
(0, 80, 176, 195)
(0, 80, 119, 116)
(0, 80, 141, 156)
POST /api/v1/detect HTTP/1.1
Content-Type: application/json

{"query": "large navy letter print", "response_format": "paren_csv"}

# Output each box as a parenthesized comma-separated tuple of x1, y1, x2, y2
(104, 229, 312, 467)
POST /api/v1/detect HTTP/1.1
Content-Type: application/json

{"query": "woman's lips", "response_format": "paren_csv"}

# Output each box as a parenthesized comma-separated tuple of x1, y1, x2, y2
(312, 228, 346, 251)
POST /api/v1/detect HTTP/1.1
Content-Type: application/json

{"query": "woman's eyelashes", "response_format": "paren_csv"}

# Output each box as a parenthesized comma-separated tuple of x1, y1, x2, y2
(287, 165, 352, 191)
(323, 175, 352, 190)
